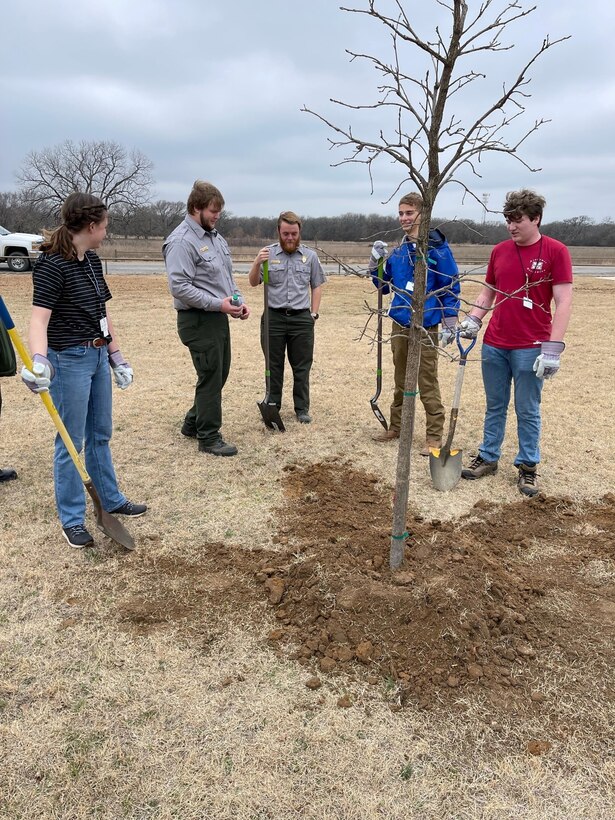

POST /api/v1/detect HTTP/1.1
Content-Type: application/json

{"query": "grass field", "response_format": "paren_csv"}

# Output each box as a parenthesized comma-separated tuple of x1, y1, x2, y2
(0, 271, 614, 819)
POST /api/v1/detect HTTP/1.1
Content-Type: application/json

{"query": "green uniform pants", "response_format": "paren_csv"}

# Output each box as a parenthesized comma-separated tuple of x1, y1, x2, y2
(390, 321, 444, 440)
(261, 308, 314, 414)
(177, 310, 231, 445)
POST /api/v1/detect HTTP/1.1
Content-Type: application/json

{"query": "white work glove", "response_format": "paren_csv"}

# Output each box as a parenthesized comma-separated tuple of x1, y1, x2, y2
(21, 354, 55, 393)
(109, 350, 133, 389)
(439, 316, 458, 347)
(458, 315, 482, 339)
(533, 341, 565, 380)
(370, 241, 388, 267)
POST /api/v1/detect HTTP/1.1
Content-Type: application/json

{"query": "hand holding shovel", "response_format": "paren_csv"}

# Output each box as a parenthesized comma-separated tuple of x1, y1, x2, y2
(0, 296, 136, 550)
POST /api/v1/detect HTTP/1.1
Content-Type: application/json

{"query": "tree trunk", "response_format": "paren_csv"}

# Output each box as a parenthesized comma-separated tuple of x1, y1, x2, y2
(389, 209, 433, 569)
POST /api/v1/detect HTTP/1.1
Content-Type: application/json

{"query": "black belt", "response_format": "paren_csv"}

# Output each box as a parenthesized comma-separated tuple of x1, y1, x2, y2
(80, 338, 108, 348)
(270, 307, 309, 316)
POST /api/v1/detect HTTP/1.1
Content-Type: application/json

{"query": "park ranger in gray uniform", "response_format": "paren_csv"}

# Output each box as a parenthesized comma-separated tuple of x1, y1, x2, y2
(163, 180, 250, 457)
(248, 211, 325, 424)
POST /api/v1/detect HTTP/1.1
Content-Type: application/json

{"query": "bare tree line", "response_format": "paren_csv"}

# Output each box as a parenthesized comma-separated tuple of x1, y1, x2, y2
(1, 190, 613, 247)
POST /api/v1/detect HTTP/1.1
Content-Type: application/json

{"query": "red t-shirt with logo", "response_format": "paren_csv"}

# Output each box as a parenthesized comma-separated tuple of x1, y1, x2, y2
(484, 235, 573, 349)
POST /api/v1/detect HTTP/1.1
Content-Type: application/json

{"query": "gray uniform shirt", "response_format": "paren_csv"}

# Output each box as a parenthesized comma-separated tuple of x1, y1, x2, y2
(260, 244, 326, 310)
(163, 215, 239, 311)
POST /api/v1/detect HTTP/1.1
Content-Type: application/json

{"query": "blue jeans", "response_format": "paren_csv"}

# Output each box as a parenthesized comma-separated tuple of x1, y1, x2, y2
(479, 343, 543, 466)
(48, 346, 126, 528)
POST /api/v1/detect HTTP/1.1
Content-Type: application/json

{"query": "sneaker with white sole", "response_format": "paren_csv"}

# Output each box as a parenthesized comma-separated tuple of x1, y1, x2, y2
(111, 501, 148, 517)
(461, 454, 498, 480)
(62, 524, 95, 548)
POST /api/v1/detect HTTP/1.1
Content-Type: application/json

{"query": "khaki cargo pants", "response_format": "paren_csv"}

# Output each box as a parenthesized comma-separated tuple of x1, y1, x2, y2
(389, 321, 445, 440)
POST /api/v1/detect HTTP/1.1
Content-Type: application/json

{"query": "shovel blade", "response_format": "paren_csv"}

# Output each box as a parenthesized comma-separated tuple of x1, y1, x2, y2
(86, 482, 136, 550)
(257, 400, 286, 432)
(370, 399, 388, 430)
(429, 449, 463, 492)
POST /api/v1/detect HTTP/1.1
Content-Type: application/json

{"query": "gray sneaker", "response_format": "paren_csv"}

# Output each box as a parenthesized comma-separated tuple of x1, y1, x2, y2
(517, 463, 539, 497)
(461, 454, 498, 480)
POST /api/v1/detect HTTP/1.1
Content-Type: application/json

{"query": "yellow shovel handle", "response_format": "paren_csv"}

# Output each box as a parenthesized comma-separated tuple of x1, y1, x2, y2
(5, 317, 91, 484)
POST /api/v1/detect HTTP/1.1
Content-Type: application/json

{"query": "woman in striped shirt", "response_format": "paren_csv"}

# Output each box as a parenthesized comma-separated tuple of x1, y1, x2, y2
(22, 192, 146, 549)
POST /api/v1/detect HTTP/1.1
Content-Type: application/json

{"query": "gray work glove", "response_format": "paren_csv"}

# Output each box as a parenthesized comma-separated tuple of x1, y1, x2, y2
(458, 315, 482, 339)
(533, 341, 565, 380)
(21, 354, 55, 393)
(439, 315, 458, 347)
(370, 241, 388, 267)
(109, 350, 133, 389)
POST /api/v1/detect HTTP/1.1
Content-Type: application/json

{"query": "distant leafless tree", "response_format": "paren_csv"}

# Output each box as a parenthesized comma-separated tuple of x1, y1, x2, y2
(17, 139, 154, 216)
(303, 1, 569, 568)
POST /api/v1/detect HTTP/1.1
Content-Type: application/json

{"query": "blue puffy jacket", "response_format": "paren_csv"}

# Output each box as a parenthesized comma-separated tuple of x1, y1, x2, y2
(372, 230, 460, 328)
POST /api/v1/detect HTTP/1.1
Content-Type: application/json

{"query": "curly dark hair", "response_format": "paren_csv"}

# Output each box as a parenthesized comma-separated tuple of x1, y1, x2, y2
(503, 189, 546, 225)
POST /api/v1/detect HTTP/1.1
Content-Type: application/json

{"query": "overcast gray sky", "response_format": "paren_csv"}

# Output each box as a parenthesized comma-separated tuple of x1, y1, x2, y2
(2, 1, 614, 222)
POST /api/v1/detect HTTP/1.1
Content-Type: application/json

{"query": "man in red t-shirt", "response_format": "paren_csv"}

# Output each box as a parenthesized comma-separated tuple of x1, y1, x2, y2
(457, 189, 573, 496)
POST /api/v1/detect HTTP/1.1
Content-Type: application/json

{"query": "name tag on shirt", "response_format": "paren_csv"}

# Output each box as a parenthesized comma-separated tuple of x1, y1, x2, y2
(100, 317, 109, 336)
(523, 297, 533, 310)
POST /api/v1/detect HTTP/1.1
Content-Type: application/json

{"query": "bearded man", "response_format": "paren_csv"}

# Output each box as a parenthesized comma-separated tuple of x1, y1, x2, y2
(164, 180, 250, 457)
(249, 211, 325, 424)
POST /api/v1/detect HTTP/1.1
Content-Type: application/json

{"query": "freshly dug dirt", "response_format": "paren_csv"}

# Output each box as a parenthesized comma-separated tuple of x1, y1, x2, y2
(260, 461, 614, 707)
(102, 459, 614, 712)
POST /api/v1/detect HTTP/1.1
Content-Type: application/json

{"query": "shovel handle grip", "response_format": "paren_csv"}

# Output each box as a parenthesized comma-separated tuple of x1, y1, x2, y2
(456, 334, 476, 359)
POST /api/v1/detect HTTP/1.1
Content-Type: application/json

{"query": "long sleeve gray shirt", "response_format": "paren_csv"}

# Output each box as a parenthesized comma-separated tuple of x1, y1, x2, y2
(163, 215, 239, 311)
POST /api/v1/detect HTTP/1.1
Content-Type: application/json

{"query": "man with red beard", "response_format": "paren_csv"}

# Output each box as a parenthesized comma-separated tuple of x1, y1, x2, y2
(249, 211, 325, 424)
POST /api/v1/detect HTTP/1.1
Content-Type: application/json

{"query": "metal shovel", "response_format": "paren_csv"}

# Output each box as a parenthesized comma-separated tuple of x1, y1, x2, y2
(370, 257, 388, 430)
(257, 260, 285, 432)
(0, 296, 135, 550)
(429, 334, 476, 492)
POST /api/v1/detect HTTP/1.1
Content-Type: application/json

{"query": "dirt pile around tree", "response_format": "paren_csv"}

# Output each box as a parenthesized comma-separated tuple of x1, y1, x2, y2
(93, 458, 614, 709)
(257, 460, 615, 706)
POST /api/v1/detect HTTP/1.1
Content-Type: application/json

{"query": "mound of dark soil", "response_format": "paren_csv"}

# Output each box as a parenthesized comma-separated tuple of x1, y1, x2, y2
(67, 459, 614, 710)
(257, 460, 615, 706)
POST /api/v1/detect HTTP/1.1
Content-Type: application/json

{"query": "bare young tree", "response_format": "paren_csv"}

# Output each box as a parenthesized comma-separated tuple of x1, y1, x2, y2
(17, 139, 154, 216)
(303, 1, 569, 569)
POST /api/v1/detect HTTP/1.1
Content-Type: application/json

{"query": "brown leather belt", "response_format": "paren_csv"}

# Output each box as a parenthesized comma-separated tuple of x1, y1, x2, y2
(81, 338, 108, 348)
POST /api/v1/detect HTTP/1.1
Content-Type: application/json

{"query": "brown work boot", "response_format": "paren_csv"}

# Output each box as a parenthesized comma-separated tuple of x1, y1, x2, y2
(372, 428, 399, 442)
(420, 438, 442, 457)
(461, 454, 498, 480)
(517, 463, 539, 497)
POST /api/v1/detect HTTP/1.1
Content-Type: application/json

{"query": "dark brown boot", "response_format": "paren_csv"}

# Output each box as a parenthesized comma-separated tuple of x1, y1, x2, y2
(372, 429, 400, 442)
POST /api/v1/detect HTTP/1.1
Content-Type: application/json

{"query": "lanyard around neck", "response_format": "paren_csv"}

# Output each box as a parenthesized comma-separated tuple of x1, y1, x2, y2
(514, 236, 543, 296)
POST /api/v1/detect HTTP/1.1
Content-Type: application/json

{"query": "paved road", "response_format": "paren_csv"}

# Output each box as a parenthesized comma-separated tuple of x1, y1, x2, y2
(3, 260, 614, 279)
(94, 261, 615, 278)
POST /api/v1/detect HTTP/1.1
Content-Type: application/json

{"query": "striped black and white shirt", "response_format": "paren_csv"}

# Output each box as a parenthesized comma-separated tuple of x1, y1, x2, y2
(32, 251, 112, 351)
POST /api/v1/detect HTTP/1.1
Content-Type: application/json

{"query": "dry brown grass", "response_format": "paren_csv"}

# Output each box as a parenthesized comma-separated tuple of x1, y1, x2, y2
(0, 272, 614, 819)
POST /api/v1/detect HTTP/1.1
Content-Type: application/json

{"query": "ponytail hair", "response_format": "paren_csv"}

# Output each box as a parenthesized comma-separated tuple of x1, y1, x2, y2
(41, 192, 108, 259)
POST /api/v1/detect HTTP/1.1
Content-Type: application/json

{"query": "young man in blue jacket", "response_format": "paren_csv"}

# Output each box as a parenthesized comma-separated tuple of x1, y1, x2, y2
(370, 192, 460, 455)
